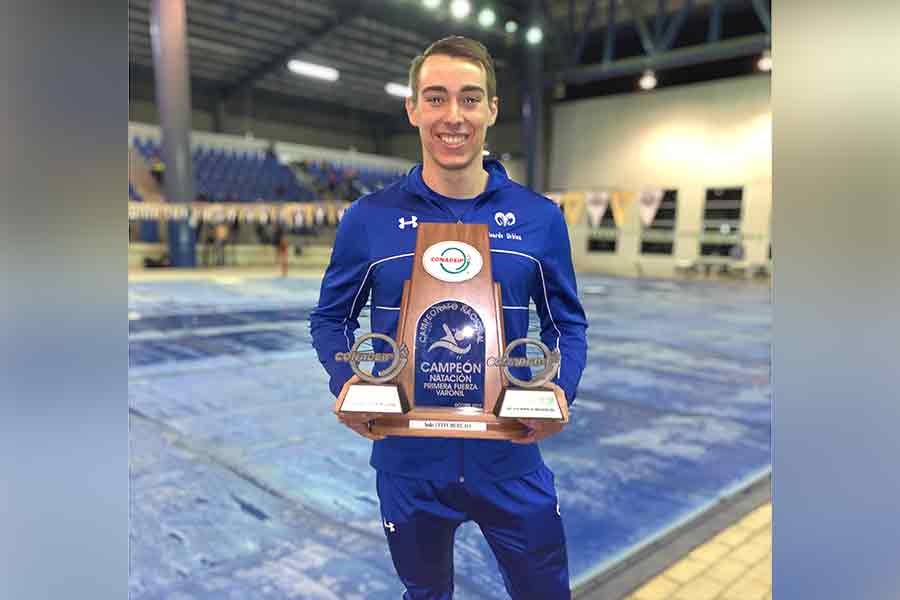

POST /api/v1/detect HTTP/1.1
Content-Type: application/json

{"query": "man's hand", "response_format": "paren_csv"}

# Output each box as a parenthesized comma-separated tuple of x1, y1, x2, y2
(336, 410, 386, 441)
(334, 374, 386, 440)
(511, 418, 566, 444)
(335, 410, 386, 441)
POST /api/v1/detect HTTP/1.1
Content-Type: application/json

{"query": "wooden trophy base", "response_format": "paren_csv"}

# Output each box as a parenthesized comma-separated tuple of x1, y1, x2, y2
(335, 377, 569, 440)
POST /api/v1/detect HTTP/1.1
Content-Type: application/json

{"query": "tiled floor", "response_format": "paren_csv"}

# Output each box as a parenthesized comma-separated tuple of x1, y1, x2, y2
(624, 503, 772, 600)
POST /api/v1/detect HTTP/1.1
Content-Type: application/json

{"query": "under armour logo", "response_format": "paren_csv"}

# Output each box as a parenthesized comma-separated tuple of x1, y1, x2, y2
(383, 519, 396, 533)
(494, 212, 516, 227)
(398, 216, 418, 230)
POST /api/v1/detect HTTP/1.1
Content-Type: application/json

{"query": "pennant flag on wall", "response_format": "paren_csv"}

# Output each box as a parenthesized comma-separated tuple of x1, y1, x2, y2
(639, 188, 665, 227)
(610, 191, 634, 228)
(561, 191, 586, 227)
(585, 191, 610, 229)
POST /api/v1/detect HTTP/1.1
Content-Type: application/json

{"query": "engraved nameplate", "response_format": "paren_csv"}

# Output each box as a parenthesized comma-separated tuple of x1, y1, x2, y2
(497, 389, 563, 419)
(409, 420, 489, 432)
(341, 385, 404, 413)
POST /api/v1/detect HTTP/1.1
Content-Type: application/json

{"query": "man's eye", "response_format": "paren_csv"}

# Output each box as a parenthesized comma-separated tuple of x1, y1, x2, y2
(427, 97, 444, 105)
(464, 96, 481, 104)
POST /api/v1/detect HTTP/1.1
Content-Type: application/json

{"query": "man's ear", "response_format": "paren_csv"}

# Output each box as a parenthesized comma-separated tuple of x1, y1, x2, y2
(405, 97, 418, 127)
(488, 96, 499, 127)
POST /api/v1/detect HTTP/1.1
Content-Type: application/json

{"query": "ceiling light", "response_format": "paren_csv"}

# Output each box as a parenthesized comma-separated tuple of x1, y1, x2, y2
(639, 69, 657, 90)
(385, 82, 412, 98)
(757, 49, 772, 72)
(422, 0, 441, 9)
(504, 20, 518, 34)
(477, 7, 496, 27)
(525, 26, 543, 45)
(450, 0, 471, 19)
(287, 59, 339, 82)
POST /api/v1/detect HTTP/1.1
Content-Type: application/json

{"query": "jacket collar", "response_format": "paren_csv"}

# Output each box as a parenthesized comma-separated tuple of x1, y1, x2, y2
(402, 158, 512, 204)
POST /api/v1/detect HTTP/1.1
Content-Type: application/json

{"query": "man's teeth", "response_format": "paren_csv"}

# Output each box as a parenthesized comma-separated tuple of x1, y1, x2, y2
(439, 134, 466, 144)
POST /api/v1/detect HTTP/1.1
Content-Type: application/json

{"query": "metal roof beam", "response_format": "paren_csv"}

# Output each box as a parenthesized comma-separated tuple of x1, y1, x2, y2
(277, 0, 519, 63)
(219, 0, 362, 102)
(302, 45, 409, 81)
(541, 0, 569, 69)
(187, 0, 322, 37)
(750, 0, 771, 34)
(656, 0, 693, 52)
(654, 0, 666, 42)
(708, 0, 722, 42)
(567, 0, 577, 52)
(572, 0, 599, 66)
(130, 62, 407, 126)
(130, 5, 291, 53)
(626, 0, 656, 56)
(553, 32, 770, 85)
(603, 0, 617, 64)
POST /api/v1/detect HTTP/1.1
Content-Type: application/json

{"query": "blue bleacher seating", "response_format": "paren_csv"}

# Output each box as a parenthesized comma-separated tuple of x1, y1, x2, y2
(131, 136, 404, 204)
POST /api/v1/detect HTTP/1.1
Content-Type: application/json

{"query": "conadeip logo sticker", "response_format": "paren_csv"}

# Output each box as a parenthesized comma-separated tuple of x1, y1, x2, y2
(422, 241, 483, 283)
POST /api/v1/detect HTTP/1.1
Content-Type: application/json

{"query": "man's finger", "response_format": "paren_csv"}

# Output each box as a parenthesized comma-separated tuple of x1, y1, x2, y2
(349, 424, 384, 441)
(337, 412, 376, 424)
(512, 419, 565, 443)
(344, 420, 385, 440)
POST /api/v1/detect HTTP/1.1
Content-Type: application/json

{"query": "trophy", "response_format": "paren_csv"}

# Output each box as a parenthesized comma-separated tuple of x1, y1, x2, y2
(334, 222, 569, 440)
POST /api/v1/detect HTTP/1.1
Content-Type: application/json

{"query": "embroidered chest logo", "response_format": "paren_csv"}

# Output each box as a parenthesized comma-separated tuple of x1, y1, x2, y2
(489, 210, 523, 241)
(494, 211, 516, 227)
(398, 215, 418, 230)
(383, 519, 396, 533)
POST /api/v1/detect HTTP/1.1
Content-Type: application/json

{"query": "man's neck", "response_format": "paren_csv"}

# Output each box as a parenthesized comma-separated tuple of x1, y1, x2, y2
(421, 158, 488, 199)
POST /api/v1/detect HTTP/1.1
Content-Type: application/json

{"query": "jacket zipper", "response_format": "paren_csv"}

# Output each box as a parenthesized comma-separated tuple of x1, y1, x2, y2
(421, 189, 495, 225)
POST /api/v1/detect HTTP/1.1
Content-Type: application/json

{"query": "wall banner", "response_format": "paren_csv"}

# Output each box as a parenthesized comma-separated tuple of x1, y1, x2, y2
(639, 189, 665, 227)
(561, 191, 586, 227)
(585, 191, 610, 229)
(610, 191, 634, 228)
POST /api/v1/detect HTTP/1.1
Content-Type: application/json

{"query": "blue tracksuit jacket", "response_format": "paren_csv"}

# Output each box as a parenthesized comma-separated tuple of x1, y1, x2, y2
(310, 159, 588, 482)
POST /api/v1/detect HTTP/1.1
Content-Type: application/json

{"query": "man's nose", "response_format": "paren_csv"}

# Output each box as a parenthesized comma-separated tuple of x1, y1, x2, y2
(444, 99, 463, 125)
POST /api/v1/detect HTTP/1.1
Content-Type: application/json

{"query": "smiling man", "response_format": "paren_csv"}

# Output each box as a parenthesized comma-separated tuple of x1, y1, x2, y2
(407, 49, 498, 198)
(310, 36, 587, 600)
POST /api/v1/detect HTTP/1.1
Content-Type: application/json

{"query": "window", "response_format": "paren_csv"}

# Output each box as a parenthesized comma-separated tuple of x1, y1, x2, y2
(700, 187, 743, 257)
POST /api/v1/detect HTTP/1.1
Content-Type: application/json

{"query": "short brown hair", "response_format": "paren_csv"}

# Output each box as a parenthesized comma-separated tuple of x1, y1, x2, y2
(408, 36, 497, 104)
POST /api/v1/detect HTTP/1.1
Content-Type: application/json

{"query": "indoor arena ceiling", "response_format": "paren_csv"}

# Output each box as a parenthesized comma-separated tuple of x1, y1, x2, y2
(128, 0, 770, 123)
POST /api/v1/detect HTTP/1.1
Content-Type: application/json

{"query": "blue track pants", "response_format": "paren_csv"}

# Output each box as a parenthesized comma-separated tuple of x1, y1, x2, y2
(376, 465, 570, 600)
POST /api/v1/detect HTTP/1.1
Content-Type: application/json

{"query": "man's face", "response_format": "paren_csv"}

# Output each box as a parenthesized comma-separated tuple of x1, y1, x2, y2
(406, 54, 498, 173)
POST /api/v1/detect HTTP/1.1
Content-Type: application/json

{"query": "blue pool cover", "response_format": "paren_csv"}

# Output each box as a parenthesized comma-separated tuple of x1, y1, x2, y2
(129, 275, 771, 599)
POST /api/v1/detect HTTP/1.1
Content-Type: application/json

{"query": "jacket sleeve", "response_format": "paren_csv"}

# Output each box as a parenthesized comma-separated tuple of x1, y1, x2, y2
(532, 208, 589, 406)
(309, 201, 373, 398)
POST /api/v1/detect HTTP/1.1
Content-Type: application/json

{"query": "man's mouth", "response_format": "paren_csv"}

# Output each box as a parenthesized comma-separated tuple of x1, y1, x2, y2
(436, 133, 469, 148)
